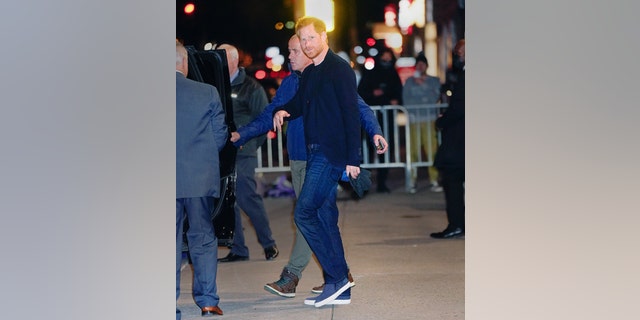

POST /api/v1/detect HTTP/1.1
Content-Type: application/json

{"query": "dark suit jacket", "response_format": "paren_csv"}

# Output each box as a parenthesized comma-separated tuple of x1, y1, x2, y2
(434, 70, 464, 169)
(176, 72, 228, 198)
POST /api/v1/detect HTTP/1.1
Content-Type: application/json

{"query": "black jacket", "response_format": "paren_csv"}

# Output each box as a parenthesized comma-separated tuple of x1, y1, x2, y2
(434, 70, 464, 169)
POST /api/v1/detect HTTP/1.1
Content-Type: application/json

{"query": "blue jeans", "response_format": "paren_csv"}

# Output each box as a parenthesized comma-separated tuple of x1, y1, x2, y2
(294, 144, 348, 284)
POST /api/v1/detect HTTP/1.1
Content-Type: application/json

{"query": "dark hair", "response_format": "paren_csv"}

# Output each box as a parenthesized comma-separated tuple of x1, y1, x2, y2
(378, 47, 396, 64)
(415, 52, 428, 66)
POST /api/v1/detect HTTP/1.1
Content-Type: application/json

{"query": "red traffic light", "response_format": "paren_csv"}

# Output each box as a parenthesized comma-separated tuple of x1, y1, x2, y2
(366, 37, 376, 47)
(184, 3, 195, 15)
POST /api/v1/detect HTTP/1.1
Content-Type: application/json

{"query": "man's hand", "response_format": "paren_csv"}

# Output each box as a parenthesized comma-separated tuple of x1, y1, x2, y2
(373, 135, 388, 154)
(346, 165, 360, 179)
(230, 132, 240, 143)
(273, 110, 290, 132)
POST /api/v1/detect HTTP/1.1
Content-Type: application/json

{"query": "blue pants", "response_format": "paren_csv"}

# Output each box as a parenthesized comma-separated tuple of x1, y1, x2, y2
(176, 197, 220, 315)
(294, 145, 348, 284)
(231, 155, 276, 257)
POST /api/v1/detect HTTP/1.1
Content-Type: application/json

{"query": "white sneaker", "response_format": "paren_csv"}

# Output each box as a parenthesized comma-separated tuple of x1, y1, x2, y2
(430, 182, 443, 192)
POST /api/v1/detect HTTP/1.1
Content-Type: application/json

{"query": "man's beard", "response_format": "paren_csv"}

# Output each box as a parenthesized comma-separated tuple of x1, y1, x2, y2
(304, 47, 320, 60)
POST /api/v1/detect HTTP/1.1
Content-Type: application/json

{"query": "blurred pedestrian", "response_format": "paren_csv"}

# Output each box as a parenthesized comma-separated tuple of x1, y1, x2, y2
(273, 16, 361, 307)
(230, 34, 387, 298)
(431, 39, 465, 239)
(176, 40, 227, 318)
(216, 44, 279, 262)
(402, 52, 443, 193)
(357, 46, 403, 193)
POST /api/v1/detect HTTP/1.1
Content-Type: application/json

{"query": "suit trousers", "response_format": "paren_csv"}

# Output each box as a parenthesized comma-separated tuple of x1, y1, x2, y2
(176, 197, 219, 310)
(231, 155, 276, 257)
(439, 167, 465, 229)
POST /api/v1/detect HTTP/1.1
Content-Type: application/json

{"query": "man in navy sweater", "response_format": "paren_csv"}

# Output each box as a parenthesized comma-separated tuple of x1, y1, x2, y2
(231, 34, 387, 299)
(273, 16, 362, 307)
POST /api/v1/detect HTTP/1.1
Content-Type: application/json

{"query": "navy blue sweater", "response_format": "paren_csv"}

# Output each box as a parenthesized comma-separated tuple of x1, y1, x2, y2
(276, 50, 362, 167)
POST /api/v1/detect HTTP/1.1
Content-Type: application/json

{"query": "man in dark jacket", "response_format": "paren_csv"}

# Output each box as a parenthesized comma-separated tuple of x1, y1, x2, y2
(216, 44, 279, 262)
(432, 39, 465, 239)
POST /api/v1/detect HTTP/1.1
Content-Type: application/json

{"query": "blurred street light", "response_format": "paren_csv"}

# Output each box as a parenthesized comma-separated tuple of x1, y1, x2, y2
(184, 3, 195, 15)
(304, 0, 335, 32)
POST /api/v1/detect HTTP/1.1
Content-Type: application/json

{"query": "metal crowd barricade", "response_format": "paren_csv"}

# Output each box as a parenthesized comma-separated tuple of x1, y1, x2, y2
(400, 103, 448, 190)
(255, 103, 448, 192)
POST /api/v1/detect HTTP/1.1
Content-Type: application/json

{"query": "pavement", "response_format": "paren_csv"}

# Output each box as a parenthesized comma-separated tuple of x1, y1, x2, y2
(178, 170, 465, 320)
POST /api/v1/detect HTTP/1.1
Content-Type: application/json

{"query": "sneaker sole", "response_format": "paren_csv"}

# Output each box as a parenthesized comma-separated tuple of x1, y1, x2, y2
(264, 285, 295, 298)
(328, 298, 350, 305)
(305, 297, 351, 306)
(314, 281, 352, 307)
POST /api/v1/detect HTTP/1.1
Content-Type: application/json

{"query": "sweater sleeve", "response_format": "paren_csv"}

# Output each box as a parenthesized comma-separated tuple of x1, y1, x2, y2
(333, 60, 361, 166)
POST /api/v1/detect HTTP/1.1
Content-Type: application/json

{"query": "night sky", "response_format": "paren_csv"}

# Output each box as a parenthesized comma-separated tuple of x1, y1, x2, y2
(177, 0, 392, 59)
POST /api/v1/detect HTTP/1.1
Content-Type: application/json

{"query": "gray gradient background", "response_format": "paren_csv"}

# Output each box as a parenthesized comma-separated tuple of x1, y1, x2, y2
(2, 1, 639, 319)
(467, 1, 640, 319)
(1, 1, 174, 319)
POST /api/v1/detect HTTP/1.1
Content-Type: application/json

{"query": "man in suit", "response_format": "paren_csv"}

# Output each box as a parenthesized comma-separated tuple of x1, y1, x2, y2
(273, 16, 361, 307)
(431, 39, 465, 239)
(176, 40, 227, 318)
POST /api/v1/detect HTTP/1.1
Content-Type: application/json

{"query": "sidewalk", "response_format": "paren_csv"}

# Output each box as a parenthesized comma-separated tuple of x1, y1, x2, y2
(178, 173, 465, 320)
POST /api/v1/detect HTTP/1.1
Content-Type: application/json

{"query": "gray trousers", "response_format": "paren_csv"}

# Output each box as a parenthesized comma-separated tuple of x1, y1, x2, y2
(284, 160, 313, 278)
(230, 155, 276, 257)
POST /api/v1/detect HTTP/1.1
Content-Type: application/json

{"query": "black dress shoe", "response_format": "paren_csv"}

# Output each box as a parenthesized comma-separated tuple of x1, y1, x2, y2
(430, 227, 464, 239)
(201, 305, 223, 316)
(218, 252, 249, 262)
(264, 245, 279, 260)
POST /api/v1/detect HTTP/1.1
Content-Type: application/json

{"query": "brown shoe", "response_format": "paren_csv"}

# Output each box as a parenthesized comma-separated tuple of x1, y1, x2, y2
(201, 306, 223, 316)
(311, 272, 354, 294)
(264, 267, 299, 298)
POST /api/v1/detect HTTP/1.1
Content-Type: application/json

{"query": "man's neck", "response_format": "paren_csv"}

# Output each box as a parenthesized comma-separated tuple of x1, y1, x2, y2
(229, 68, 240, 83)
(298, 61, 313, 73)
(312, 47, 329, 66)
